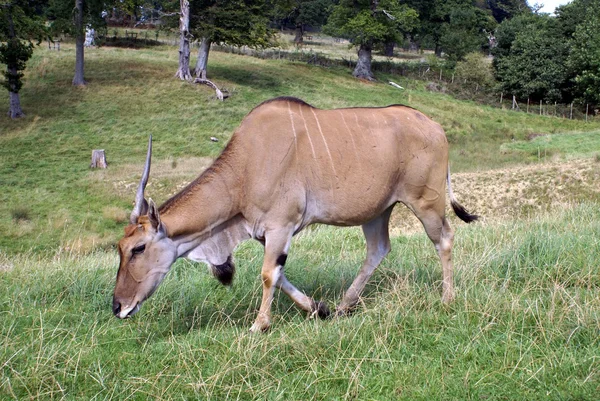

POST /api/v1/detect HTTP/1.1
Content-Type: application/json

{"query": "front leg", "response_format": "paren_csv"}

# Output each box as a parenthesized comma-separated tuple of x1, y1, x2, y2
(250, 228, 293, 333)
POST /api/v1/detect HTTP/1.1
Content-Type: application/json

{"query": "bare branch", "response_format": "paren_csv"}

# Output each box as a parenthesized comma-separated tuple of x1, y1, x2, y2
(193, 78, 228, 101)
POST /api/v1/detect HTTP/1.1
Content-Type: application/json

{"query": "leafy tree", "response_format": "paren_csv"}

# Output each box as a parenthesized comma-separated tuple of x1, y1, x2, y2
(454, 51, 494, 88)
(167, 0, 273, 80)
(568, 1, 600, 104)
(271, 0, 331, 45)
(0, 0, 46, 118)
(323, 0, 418, 80)
(439, 5, 495, 64)
(46, 0, 108, 86)
(492, 13, 569, 102)
(403, 0, 495, 61)
(486, 0, 529, 23)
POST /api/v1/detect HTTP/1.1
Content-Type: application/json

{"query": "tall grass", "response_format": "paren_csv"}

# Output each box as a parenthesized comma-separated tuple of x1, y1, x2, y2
(1, 204, 599, 400)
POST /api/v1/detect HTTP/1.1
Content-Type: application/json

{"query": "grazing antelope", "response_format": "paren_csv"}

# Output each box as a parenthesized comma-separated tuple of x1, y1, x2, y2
(113, 97, 477, 332)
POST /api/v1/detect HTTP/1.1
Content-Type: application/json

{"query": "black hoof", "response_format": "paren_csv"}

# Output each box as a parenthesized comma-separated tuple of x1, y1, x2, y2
(334, 307, 353, 318)
(311, 300, 331, 320)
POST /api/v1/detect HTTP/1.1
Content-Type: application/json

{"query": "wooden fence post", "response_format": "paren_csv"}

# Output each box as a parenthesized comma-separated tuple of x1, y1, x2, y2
(570, 103, 573, 119)
(586, 104, 589, 122)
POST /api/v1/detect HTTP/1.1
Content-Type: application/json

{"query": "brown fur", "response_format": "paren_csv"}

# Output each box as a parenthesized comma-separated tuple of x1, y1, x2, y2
(112, 97, 477, 331)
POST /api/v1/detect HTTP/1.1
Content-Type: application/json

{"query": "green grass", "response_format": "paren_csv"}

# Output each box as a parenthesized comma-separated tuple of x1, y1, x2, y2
(502, 131, 600, 161)
(1, 204, 599, 400)
(1, 41, 600, 400)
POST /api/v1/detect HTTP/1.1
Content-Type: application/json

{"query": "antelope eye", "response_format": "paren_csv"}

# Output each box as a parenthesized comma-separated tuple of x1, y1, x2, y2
(132, 244, 146, 255)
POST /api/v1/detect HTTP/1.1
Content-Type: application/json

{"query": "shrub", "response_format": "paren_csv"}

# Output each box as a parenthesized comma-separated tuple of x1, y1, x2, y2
(454, 52, 495, 88)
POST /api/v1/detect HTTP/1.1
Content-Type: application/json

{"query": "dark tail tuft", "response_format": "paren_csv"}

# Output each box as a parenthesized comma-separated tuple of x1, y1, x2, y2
(451, 201, 479, 223)
(211, 255, 235, 286)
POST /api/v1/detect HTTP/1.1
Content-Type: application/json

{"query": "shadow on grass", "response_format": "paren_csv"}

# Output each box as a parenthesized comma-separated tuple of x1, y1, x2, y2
(142, 254, 441, 337)
(209, 64, 283, 90)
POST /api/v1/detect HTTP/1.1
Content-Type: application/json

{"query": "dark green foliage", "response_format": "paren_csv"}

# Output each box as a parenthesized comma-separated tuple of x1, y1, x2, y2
(486, 0, 530, 22)
(271, 0, 332, 31)
(0, 0, 47, 116)
(45, 0, 108, 37)
(0, 38, 33, 92)
(439, 5, 495, 64)
(323, 0, 418, 47)
(188, 0, 273, 48)
(492, 14, 570, 102)
(493, 0, 600, 104)
(402, 0, 496, 62)
(567, 1, 600, 104)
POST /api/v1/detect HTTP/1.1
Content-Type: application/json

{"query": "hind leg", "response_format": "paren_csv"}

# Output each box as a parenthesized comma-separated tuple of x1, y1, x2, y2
(336, 206, 393, 315)
(409, 202, 455, 303)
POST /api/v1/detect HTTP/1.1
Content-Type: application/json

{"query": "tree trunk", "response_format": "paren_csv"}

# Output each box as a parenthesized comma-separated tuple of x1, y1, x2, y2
(293, 24, 303, 45)
(72, 0, 86, 86)
(174, 0, 192, 81)
(409, 37, 419, 52)
(384, 42, 395, 57)
(434, 43, 442, 57)
(5, 12, 25, 118)
(353, 44, 375, 80)
(194, 37, 211, 79)
(8, 90, 24, 119)
(90, 149, 108, 168)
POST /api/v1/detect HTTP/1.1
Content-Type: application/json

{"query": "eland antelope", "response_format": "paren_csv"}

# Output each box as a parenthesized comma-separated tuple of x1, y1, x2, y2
(112, 97, 477, 332)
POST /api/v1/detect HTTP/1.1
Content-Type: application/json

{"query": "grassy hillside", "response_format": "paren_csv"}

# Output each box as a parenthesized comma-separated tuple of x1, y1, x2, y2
(1, 43, 598, 254)
(1, 42, 600, 400)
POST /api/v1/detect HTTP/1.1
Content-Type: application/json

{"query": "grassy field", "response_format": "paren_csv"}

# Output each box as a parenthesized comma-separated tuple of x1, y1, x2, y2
(1, 42, 600, 400)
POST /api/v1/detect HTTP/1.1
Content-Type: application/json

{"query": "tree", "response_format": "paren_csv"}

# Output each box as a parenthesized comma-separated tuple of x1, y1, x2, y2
(46, 0, 107, 86)
(174, 0, 191, 80)
(401, 0, 495, 60)
(324, 0, 418, 80)
(189, 0, 273, 79)
(568, 1, 600, 104)
(493, 13, 569, 102)
(454, 52, 494, 88)
(486, 0, 529, 23)
(0, 0, 46, 118)
(271, 0, 331, 45)
(439, 6, 495, 64)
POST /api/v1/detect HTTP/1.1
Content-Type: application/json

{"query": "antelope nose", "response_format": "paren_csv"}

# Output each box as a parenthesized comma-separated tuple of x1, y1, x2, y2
(112, 298, 121, 316)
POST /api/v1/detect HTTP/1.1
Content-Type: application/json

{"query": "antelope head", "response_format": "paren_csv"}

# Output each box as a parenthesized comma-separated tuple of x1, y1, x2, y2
(112, 136, 177, 319)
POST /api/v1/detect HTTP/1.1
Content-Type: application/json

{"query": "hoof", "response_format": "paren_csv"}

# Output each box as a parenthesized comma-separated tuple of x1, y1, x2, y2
(249, 317, 271, 333)
(333, 307, 352, 318)
(310, 300, 331, 320)
(442, 290, 455, 304)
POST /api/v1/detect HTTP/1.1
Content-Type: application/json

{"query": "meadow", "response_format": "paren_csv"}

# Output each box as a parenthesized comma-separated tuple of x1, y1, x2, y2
(1, 41, 599, 400)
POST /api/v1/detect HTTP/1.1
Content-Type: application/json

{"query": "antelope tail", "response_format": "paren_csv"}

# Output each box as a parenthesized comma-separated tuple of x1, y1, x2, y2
(447, 164, 478, 223)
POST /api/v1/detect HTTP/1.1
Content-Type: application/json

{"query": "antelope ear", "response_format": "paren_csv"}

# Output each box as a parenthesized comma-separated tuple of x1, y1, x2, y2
(148, 199, 165, 234)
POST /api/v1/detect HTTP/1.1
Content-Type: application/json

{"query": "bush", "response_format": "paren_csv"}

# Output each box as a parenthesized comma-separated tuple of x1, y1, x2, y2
(454, 52, 495, 88)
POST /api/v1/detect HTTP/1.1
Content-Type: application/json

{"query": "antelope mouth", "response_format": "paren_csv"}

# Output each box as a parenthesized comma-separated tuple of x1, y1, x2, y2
(117, 303, 140, 319)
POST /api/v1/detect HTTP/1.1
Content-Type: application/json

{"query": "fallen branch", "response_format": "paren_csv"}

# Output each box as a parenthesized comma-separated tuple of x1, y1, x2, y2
(389, 81, 404, 90)
(193, 78, 229, 101)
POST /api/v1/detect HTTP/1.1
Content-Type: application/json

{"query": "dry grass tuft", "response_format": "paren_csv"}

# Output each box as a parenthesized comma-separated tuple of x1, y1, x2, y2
(102, 206, 128, 223)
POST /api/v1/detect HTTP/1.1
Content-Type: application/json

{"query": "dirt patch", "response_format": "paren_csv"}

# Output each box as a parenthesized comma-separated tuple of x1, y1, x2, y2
(94, 156, 599, 237)
(389, 158, 600, 236)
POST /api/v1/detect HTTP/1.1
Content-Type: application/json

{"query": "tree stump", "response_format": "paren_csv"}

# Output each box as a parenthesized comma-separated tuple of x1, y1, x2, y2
(91, 149, 108, 168)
